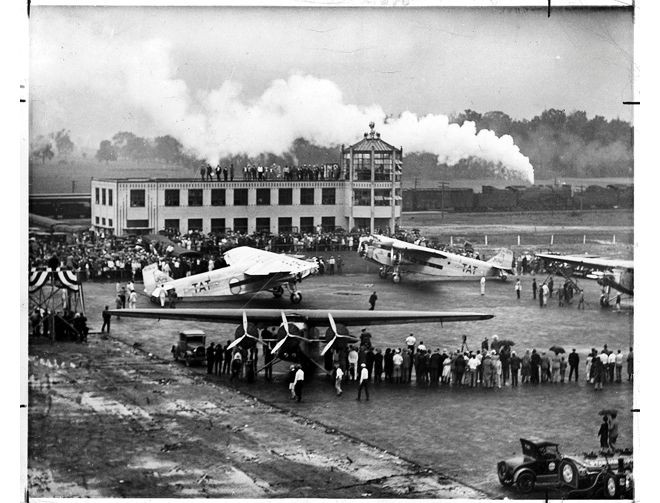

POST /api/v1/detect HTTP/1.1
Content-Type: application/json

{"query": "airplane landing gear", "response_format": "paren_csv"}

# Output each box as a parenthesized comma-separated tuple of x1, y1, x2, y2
(378, 267, 389, 279)
(290, 292, 302, 304)
(392, 274, 401, 284)
(272, 285, 284, 298)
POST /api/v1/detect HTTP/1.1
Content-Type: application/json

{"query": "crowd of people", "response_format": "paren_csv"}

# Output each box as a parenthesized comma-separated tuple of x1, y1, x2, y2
(198, 162, 346, 182)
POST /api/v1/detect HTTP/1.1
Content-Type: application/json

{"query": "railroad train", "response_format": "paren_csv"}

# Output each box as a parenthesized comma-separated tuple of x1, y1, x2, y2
(402, 184, 633, 212)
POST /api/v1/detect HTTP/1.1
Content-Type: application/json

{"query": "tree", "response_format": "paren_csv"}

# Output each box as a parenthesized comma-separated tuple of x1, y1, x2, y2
(154, 135, 183, 164)
(112, 131, 138, 160)
(96, 140, 117, 164)
(32, 143, 55, 164)
(53, 129, 74, 158)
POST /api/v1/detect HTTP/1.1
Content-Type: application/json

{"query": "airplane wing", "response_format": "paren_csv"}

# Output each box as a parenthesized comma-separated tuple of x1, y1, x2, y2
(224, 247, 317, 277)
(107, 308, 493, 326)
(536, 253, 633, 271)
(371, 235, 453, 259)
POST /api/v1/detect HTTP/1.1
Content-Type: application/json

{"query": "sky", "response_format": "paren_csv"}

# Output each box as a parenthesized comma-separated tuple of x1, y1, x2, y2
(29, 5, 634, 168)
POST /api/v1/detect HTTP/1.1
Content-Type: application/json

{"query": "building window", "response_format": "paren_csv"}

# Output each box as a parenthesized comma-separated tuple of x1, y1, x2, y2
(211, 189, 226, 206)
(164, 219, 180, 232)
(352, 152, 372, 181)
(188, 218, 203, 231)
(101, 188, 106, 205)
(102, 217, 106, 225)
(165, 189, 180, 206)
(256, 188, 271, 205)
(322, 188, 336, 205)
(234, 218, 248, 234)
(126, 219, 149, 228)
(300, 188, 315, 205)
(233, 188, 248, 206)
(211, 218, 226, 233)
(256, 217, 270, 233)
(278, 217, 293, 234)
(95, 216, 99, 224)
(95, 188, 100, 204)
(188, 189, 203, 206)
(300, 217, 314, 233)
(374, 189, 392, 206)
(108, 189, 113, 206)
(279, 188, 292, 205)
(321, 216, 335, 232)
(109, 218, 113, 227)
(353, 189, 371, 206)
(130, 189, 145, 207)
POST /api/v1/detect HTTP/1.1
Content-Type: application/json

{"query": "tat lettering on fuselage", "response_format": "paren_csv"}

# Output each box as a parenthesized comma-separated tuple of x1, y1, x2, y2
(462, 263, 477, 275)
(191, 279, 212, 293)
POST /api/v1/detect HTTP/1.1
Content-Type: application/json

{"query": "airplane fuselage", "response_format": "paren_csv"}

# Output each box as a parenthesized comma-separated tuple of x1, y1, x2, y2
(365, 246, 505, 279)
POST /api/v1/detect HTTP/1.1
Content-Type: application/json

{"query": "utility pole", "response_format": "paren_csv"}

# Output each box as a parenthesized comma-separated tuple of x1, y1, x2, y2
(413, 177, 419, 211)
(438, 181, 449, 221)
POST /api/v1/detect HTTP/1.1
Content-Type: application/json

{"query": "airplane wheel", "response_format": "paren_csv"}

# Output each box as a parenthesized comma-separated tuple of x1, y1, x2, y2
(378, 268, 388, 279)
(392, 274, 401, 284)
(291, 292, 302, 304)
(273, 286, 284, 298)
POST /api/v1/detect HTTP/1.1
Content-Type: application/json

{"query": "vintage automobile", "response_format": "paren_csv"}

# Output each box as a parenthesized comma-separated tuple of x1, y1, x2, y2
(497, 438, 633, 498)
(171, 329, 207, 366)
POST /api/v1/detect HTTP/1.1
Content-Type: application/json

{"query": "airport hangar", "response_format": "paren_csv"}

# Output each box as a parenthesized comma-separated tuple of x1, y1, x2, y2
(90, 125, 403, 237)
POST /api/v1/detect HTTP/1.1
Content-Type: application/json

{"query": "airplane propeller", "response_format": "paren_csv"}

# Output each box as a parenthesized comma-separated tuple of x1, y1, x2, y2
(227, 311, 263, 350)
(270, 311, 305, 354)
(320, 313, 338, 356)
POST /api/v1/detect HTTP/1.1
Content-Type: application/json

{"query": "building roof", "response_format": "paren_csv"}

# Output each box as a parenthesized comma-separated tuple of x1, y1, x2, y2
(345, 123, 402, 153)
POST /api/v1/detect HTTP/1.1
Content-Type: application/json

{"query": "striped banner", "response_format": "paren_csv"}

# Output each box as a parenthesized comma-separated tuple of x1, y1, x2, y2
(56, 270, 80, 291)
(28, 269, 80, 292)
(29, 271, 49, 293)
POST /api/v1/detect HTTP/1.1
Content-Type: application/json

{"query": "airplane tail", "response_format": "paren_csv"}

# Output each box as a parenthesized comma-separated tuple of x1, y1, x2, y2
(487, 249, 514, 271)
(141, 263, 173, 295)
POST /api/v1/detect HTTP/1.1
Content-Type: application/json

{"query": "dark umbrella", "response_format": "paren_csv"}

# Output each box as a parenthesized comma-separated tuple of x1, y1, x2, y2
(598, 409, 618, 416)
(550, 345, 566, 354)
(499, 339, 515, 347)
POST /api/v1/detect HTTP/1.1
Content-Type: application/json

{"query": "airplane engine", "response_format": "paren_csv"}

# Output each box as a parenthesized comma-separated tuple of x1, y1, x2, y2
(233, 322, 259, 349)
(274, 322, 304, 356)
(324, 324, 350, 351)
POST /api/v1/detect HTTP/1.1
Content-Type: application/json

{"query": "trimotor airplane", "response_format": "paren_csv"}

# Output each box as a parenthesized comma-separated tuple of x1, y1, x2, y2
(535, 252, 634, 305)
(109, 308, 494, 375)
(359, 235, 514, 283)
(142, 247, 317, 304)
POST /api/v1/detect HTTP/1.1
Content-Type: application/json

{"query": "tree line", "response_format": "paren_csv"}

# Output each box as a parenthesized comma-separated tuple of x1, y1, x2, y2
(33, 108, 633, 180)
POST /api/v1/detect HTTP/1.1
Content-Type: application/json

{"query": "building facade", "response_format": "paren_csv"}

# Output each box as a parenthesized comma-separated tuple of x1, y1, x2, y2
(91, 124, 402, 236)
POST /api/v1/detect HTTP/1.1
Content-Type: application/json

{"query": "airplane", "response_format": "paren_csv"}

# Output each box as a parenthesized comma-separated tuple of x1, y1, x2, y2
(142, 246, 317, 304)
(109, 307, 494, 376)
(535, 252, 633, 306)
(359, 235, 514, 283)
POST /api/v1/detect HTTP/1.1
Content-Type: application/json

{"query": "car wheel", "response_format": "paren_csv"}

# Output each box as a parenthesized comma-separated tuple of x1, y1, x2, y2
(559, 460, 578, 487)
(516, 471, 535, 494)
(603, 473, 618, 499)
(497, 463, 513, 487)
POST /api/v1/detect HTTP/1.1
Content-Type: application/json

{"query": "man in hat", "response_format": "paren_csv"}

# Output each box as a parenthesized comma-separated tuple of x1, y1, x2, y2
(357, 363, 370, 401)
(406, 333, 416, 354)
(293, 364, 305, 402)
(368, 291, 378, 310)
(333, 363, 344, 396)
(509, 350, 521, 386)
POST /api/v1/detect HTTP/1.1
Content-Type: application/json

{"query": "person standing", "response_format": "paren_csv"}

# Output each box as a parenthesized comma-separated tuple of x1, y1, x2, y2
(615, 349, 623, 383)
(128, 289, 137, 309)
(373, 348, 383, 383)
(101, 306, 111, 333)
(406, 333, 416, 354)
(392, 349, 403, 383)
(347, 346, 358, 381)
(214, 343, 224, 376)
(577, 289, 585, 309)
(515, 278, 521, 299)
(626, 347, 633, 381)
(368, 291, 378, 310)
(357, 363, 370, 401)
(287, 365, 297, 399)
(608, 413, 619, 450)
(559, 356, 567, 383)
(293, 365, 305, 402)
(598, 415, 609, 451)
(607, 351, 616, 383)
(509, 351, 521, 386)
(333, 363, 344, 396)
(223, 341, 232, 375)
(480, 276, 486, 296)
(263, 343, 274, 381)
(568, 349, 580, 382)
(206, 342, 215, 374)
(532, 277, 537, 300)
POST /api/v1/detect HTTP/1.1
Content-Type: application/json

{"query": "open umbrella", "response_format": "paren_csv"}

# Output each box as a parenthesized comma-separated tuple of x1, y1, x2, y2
(598, 409, 618, 416)
(550, 345, 566, 354)
(498, 339, 515, 347)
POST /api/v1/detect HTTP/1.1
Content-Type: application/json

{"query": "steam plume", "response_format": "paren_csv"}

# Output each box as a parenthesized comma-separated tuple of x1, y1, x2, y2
(129, 39, 535, 182)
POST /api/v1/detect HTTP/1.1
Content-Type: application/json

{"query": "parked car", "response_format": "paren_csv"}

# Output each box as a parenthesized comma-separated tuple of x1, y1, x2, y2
(497, 438, 633, 499)
(171, 329, 207, 366)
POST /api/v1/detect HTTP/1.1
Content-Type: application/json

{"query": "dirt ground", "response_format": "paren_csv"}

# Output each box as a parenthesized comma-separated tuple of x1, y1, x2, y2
(27, 336, 485, 498)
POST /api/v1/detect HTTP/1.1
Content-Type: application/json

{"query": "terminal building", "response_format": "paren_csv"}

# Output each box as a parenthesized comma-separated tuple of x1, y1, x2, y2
(91, 123, 402, 236)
